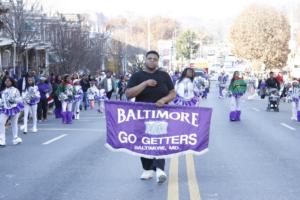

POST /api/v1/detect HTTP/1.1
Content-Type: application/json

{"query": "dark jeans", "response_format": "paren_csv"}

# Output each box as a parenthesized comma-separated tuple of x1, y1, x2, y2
(119, 92, 124, 100)
(38, 99, 48, 120)
(107, 90, 114, 99)
(54, 96, 61, 109)
(140, 157, 165, 171)
(82, 92, 88, 110)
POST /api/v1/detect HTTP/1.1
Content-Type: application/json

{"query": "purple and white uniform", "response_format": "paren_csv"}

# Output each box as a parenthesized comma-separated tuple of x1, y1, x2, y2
(0, 87, 24, 145)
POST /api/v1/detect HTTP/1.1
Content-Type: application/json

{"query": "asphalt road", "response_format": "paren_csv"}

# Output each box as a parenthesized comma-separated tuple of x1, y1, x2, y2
(1, 84, 300, 200)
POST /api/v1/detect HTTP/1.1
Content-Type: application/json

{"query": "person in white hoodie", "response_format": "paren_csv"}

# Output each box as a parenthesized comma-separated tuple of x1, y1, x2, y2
(288, 80, 300, 121)
(87, 78, 99, 110)
(73, 79, 83, 120)
(95, 88, 108, 113)
(21, 76, 40, 134)
(173, 68, 201, 107)
(0, 77, 24, 147)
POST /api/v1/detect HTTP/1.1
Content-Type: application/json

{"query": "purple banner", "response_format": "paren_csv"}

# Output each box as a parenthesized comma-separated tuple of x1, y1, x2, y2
(105, 101, 212, 158)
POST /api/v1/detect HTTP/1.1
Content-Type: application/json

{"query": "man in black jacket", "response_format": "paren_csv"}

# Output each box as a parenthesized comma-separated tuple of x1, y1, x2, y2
(266, 72, 280, 90)
(126, 50, 176, 184)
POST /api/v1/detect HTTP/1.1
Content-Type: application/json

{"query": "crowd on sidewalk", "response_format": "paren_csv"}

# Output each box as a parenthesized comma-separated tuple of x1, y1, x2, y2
(0, 69, 130, 147)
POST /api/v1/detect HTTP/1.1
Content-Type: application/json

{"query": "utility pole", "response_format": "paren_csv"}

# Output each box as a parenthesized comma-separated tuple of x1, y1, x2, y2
(147, 15, 150, 50)
(124, 27, 128, 74)
(13, 15, 16, 75)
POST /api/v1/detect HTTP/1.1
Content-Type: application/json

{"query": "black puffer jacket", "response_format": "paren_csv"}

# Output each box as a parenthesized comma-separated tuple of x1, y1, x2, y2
(266, 78, 280, 90)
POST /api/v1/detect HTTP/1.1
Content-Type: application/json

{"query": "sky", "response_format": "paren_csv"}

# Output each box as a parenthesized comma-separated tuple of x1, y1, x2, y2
(39, 0, 298, 20)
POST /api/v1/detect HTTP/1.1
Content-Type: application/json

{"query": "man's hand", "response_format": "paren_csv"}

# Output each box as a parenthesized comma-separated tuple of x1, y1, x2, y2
(144, 79, 157, 87)
(126, 79, 157, 99)
(155, 99, 166, 107)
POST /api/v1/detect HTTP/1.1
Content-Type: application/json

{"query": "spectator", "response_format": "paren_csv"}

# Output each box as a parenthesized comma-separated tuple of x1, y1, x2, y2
(101, 71, 115, 99)
(37, 77, 52, 122)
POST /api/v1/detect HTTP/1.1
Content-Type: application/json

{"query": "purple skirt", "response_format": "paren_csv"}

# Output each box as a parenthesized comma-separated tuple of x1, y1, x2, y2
(95, 96, 108, 102)
(292, 98, 299, 103)
(1, 103, 24, 116)
(28, 97, 40, 106)
(63, 97, 74, 103)
(173, 95, 199, 106)
(74, 95, 83, 102)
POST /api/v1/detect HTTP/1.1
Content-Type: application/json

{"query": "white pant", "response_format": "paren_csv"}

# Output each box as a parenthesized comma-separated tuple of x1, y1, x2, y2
(0, 113, 20, 144)
(230, 96, 241, 111)
(23, 104, 37, 132)
(98, 100, 105, 112)
(73, 101, 81, 116)
(62, 101, 73, 112)
(291, 101, 300, 119)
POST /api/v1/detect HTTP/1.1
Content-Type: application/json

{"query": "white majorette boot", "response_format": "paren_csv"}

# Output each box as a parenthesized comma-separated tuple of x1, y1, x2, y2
(140, 170, 154, 180)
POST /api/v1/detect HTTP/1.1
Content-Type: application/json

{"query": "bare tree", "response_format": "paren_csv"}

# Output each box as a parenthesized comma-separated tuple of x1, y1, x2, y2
(48, 14, 90, 74)
(0, 0, 41, 75)
(0, 2, 9, 29)
(85, 32, 110, 73)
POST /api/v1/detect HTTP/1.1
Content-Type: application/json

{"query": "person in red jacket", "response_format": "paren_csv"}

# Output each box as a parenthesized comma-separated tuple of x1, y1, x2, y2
(275, 72, 284, 87)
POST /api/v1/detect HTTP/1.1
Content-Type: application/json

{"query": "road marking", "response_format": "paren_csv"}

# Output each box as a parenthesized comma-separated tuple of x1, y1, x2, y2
(186, 154, 201, 200)
(251, 107, 260, 112)
(42, 134, 68, 145)
(39, 128, 104, 132)
(167, 156, 179, 200)
(280, 123, 296, 131)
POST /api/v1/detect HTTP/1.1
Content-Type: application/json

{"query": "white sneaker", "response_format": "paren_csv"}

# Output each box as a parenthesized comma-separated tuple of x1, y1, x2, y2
(140, 170, 154, 180)
(12, 137, 22, 145)
(156, 168, 167, 184)
(291, 117, 297, 121)
(20, 125, 25, 131)
(32, 128, 38, 133)
(0, 138, 6, 146)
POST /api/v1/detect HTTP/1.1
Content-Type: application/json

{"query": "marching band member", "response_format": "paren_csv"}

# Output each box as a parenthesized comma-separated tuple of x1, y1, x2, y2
(87, 78, 99, 110)
(52, 75, 63, 118)
(96, 88, 108, 113)
(288, 80, 300, 121)
(173, 68, 200, 106)
(218, 71, 228, 98)
(228, 71, 247, 121)
(73, 79, 83, 120)
(57, 75, 75, 124)
(245, 74, 257, 100)
(258, 77, 267, 99)
(0, 77, 24, 147)
(21, 76, 40, 134)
